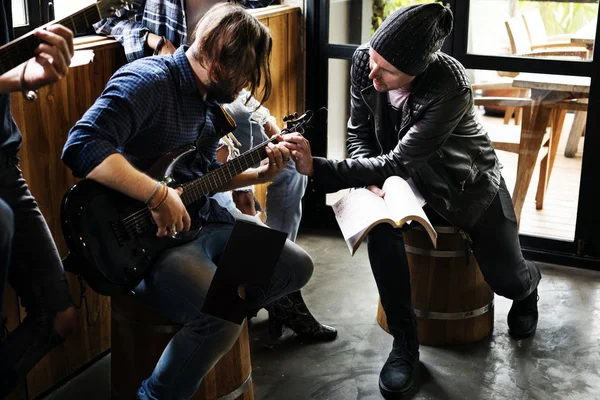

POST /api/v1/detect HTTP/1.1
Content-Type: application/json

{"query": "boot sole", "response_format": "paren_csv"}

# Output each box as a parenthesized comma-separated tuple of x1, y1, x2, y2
(378, 364, 420, 400)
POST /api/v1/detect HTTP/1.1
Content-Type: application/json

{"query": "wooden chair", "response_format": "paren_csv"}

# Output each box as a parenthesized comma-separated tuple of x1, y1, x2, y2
(474, 96, 588, 216)
(535, 100, 588, 209)
(522, 10, 590, 55)
(505, 15, 589, 59)
(471, 81, 528, 125)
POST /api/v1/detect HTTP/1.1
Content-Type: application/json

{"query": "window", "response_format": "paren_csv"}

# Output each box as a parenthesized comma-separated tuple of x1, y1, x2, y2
(53, 0, 96, 20)
(11, 0, 28, 27)
(12, 0, 48, 37)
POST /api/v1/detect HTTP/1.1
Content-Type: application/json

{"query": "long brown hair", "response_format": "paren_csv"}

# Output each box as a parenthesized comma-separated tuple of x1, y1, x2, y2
(192, 3, 272, 106)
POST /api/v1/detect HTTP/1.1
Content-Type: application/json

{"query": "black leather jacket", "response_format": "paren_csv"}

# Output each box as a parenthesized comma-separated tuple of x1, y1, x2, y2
(312, 45, 501, 230)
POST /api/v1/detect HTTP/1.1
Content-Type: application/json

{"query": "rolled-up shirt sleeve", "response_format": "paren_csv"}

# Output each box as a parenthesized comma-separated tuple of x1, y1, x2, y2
(62, 66, 162, 177)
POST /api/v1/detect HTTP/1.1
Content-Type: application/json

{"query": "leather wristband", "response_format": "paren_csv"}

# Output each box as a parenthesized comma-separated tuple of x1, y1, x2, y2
(153, 36, 166, 56)
(20, 60, 38, 102)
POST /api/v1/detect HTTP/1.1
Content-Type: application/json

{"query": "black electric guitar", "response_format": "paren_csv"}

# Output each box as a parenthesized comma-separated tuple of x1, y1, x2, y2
(0, 0, 130, 75)
(61, 110, 313, 296)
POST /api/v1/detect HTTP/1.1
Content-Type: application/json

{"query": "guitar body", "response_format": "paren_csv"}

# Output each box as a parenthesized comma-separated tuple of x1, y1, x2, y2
(61, 146, 197, 296)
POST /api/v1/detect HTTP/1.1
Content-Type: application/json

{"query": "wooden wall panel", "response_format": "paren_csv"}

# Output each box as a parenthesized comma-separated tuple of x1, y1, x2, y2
(7, 42, 125, 399)
(252, 6, 304, 212)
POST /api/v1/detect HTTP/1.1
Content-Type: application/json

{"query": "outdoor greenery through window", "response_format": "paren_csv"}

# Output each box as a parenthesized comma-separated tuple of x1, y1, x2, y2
(468, 0, 597, 60)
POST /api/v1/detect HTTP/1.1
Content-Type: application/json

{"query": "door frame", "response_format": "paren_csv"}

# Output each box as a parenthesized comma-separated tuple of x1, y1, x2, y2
(304, 0, 600, 269)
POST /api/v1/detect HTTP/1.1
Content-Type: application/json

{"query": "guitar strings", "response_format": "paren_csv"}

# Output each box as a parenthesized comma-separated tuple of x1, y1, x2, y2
(120, 135, 280, 233)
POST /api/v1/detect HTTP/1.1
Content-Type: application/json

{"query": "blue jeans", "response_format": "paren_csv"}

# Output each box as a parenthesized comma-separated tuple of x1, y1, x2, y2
(219, 101, 307, 242)
(135, 213, 313, 400)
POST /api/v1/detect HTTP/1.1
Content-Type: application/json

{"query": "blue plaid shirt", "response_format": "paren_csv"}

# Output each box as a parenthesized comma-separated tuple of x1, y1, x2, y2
(94, 0, 188, 62)
(62, 46, 234, 226)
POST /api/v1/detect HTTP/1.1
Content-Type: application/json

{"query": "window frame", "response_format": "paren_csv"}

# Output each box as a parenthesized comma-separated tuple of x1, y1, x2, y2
(13, 0, 53, 38)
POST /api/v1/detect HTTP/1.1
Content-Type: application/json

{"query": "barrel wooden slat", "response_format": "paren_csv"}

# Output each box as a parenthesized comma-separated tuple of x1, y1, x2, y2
(111, 295, 253, 400)
(377, 226, 494, 345)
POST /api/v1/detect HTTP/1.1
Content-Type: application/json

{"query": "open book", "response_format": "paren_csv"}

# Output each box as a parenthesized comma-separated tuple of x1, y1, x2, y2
(332, 176, 437, 256)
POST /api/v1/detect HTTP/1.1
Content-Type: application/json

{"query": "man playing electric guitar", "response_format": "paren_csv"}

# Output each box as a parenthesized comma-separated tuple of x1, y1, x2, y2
(62, 3, 314, 399)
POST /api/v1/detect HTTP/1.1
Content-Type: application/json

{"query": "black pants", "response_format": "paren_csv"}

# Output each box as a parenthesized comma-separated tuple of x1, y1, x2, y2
(367, 178, 541, 336)
(0, 155, 73, 379)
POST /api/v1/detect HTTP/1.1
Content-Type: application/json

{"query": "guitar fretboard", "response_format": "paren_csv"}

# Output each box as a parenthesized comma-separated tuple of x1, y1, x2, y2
(180, 137, 276, 206)
(0, 3, 101, 75)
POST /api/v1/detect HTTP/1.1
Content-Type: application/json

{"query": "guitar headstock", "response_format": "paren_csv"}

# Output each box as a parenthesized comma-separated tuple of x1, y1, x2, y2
(281, 110, 314, 135)
(97, 0, 134, 19)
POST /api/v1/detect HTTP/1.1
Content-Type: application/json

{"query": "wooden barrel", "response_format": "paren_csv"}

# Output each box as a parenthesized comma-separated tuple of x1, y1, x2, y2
(376, 226, 494, 345)
(111, 294, 254, 400)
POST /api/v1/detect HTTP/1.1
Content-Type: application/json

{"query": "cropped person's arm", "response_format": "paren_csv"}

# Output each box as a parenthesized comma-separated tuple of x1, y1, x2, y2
(0, 26, 74, 93)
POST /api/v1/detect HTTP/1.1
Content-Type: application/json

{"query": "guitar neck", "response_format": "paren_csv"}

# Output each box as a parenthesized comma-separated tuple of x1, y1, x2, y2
(180, 137, 277, 206)
(0, 3, 101, 75)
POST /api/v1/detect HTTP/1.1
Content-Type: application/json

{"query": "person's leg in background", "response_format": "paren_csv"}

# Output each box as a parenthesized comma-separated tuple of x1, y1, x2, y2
(134, 220, 313, 400)
(222, 101, 337, 342)
(0, 160, 78, 397)
(469, 178, 541, 339)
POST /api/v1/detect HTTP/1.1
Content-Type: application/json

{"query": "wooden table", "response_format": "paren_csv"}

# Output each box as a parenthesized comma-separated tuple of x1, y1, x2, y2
(511, 73, 590, 220)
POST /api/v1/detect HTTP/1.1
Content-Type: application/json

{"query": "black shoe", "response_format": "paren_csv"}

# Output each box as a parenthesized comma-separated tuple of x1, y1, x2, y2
(379, 334, 420, 399)
(267, 291, 338, 343)
(507, 288, 539, 339)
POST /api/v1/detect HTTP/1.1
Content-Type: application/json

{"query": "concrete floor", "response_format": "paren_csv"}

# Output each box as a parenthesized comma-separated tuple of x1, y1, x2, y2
(43, 229, 600, 400)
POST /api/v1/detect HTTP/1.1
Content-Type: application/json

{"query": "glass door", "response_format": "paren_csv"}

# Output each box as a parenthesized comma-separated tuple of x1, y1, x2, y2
(303, 0, 600, 267)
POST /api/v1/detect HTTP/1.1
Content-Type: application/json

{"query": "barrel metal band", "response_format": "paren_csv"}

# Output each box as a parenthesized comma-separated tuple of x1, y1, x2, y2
(414, 301, 494, 320)
(218, 373, 253, 400)
(111, 309, 181, 334)
(404, 245, 468, 258)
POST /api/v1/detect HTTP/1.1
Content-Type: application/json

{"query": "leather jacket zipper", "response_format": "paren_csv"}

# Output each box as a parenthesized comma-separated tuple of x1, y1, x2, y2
(459, 149, 484, 192)
(361, 88, 384, 155)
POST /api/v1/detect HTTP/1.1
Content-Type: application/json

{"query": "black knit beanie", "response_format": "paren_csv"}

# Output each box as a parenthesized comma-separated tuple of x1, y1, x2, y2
(370, 2, 453, 76)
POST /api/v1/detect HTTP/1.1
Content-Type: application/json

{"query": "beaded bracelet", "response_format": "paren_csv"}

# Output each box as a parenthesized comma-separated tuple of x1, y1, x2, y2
(148, 184, 169, 211)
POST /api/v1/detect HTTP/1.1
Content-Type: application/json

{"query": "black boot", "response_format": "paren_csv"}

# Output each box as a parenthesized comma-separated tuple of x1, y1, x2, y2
(267, 291, 337, 343)
(507, 287, 539, 339)
(379, 329, 420, 399)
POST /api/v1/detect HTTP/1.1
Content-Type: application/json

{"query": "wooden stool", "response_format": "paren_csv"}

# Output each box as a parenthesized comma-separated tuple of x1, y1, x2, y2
(111, 294, 254, 399)
(377, 226, 494, 345)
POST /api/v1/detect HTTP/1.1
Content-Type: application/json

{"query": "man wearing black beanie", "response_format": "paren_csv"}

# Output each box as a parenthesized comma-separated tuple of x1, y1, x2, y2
(283, 2, 541, 398)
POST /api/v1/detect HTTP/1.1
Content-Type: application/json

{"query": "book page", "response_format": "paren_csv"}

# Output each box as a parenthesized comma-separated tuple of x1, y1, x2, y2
(382, 176, 437, 247)
(332, 188, 391, 241)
